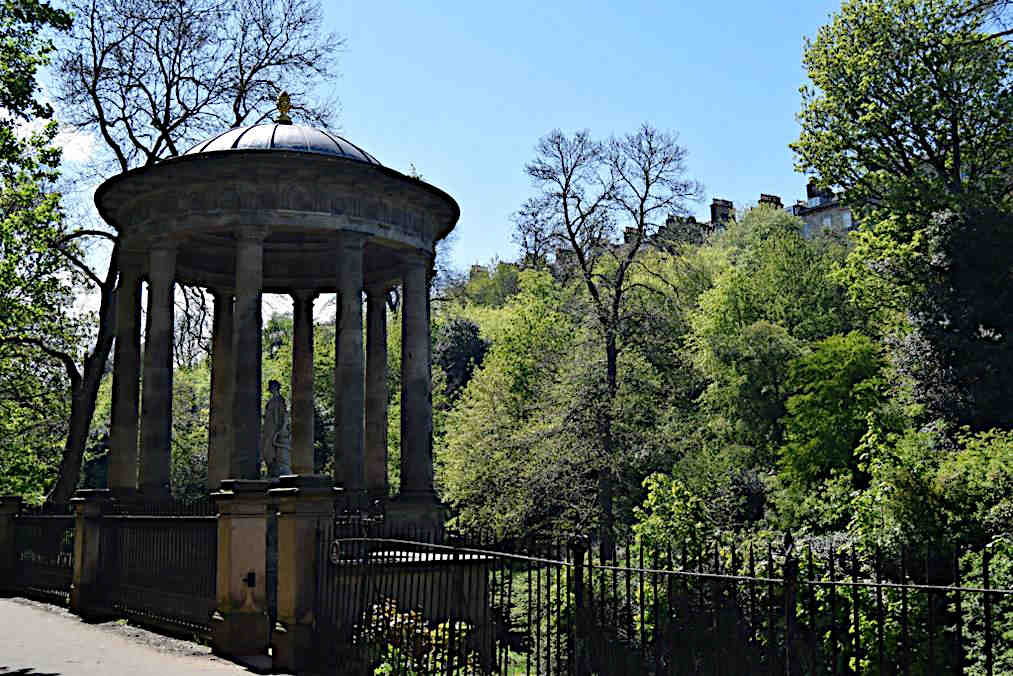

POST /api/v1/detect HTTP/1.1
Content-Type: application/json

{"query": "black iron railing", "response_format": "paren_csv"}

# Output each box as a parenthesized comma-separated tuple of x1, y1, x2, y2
(98, 511, 217, 636)
(313, 528, 1013, 675)
(13, 506, 75, 604)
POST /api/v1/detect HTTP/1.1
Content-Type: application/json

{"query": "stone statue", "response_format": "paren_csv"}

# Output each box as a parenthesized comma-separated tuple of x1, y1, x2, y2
(261, 379, 292, 477)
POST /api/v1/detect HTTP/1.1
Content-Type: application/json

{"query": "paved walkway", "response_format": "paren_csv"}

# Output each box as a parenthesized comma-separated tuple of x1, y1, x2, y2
(0, 598, 253, 675)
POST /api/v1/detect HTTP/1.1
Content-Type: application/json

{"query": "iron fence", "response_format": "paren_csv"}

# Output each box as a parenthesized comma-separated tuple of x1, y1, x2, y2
(98, 510, 218, 636)
(12, 506, 75, 605)
(313, 528, 1013, 675)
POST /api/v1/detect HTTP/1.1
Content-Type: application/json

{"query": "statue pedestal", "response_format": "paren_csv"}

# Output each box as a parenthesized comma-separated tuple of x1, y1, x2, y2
(211, 480, 271, 659)
(268, 475, 335, 673)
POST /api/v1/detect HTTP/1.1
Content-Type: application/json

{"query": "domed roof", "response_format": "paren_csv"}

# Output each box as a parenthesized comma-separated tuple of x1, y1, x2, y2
(183, 122, 382, 166)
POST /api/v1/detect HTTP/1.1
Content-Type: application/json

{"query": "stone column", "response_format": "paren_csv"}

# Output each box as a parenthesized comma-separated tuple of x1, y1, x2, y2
(333, 232, 366, 508)
(232, 228, 267, 480)
(364, 285, 389, 502)
(208, 289, 234, 489)
(399, 254, 435, 497)
(388, 252, 445, 534)
(268, 475, 334, 671)
(211, 480, 271, 658)
(290, 290, 316, 475)
(108, 255, 142, 496)
(139, 241, 176, 499)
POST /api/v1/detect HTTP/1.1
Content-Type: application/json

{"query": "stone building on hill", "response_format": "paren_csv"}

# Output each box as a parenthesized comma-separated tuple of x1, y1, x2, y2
(788, 181, 854, 236)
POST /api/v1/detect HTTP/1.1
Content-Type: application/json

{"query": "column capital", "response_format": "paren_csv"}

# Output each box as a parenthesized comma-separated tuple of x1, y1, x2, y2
(336, 229, 368, 251)
(209, 286, 234, 299)
(235, 225, 270, 242)
(399, 248, 433, 265)
(149, 236, 178, 253)
(364, 282, 389, 298)
(118, 250, 146, 273)
(290, 288, 318, 303)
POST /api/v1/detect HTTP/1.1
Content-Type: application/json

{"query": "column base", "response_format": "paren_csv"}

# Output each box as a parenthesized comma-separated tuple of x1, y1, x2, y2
(334, 487, 368, 515)
(272, 620, 313, 673)
(107, 486, 138, 502)
(70, 583, 117, 622)
(211, 608, 270, 658)
(385, 491, 447, 539)
(137, 483, 171, 502)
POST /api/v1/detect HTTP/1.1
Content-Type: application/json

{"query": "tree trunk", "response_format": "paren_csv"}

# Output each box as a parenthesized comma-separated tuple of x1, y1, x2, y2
(46, 252, 119, 506)
(598, 331, 618, 562)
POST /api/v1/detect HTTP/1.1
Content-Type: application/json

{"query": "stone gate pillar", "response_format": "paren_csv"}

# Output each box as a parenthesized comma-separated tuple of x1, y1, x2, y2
(69, 489, 113, 619)
(211, 480, 271, 658)
(138, 241, 176, 499)
(268, 475, 334, 671)
(108, 252, 143, 496)
(208, 288, 235, 489)
(0, 496, 22, 593)
(233, 228, 267, 480)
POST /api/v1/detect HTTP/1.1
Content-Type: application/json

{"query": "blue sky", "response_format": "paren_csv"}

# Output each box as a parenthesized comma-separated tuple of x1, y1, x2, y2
(321, 0, 845, 270)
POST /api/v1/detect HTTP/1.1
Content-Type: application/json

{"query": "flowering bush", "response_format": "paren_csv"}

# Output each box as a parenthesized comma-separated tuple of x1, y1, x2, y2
(354, 597, 481, 674)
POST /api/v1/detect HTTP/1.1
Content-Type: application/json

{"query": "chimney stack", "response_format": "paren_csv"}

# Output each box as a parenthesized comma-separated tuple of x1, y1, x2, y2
(710, 198, 734, 224)
(806, 179, 834, 200)
(758, 194, 783, 210)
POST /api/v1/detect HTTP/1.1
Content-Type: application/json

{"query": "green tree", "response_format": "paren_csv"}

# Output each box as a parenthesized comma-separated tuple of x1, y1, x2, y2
(689, 206, 857, 453)
(0, 0, 74, 502)
(432, 318, 488, 403)
(793, 0, 1013, 219)
(437, 270, 582, 536)
(773, 332, 887, 531)
(934, 427, 1013, 544)
(517, 124, 702, 557)
(779, 332, 886, 488)
(793, 0, 1013, 431)
(440, 259, 521, 308)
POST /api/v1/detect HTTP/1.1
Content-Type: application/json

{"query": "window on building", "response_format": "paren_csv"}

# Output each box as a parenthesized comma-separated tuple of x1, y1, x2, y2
(822, 215, 832, 229)
(843, 211, 853, 229)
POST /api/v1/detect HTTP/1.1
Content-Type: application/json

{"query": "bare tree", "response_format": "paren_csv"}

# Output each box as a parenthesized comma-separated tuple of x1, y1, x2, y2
(961, 0, 1013, 40)
(35, 0, 342, 505)
(58, 0, 340, 168)
(511, 196, 557, 269)
(520, 124, 701, 558)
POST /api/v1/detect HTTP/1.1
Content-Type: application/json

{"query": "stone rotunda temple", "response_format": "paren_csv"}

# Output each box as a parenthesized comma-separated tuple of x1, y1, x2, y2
(94, 97, 459, 527)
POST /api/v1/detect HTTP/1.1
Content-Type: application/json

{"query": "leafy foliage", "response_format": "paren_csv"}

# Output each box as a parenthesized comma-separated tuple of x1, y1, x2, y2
(779, 332, 885, 489)
(792, 0, 1013, 219)
(795, 0, 1013, 432)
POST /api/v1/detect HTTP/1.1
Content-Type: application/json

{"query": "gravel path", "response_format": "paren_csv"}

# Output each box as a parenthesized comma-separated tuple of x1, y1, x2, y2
(0, 597, 253, 675)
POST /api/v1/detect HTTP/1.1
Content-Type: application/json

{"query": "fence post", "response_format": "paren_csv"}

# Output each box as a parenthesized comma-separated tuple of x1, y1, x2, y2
(211, 479, 272, 660)
(570, 537, 590, 676)
(69, 488, 113, 619)
(783, 533, 799, 676)
(267, 475, 335, 673)
(0, 496, 22, 594)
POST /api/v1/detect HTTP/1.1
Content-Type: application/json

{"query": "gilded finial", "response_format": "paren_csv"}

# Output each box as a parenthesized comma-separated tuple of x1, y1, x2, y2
(276, 91, 292, 124)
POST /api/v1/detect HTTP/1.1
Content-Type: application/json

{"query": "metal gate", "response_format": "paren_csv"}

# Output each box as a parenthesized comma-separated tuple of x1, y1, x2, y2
(13, 508, 75, 604)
